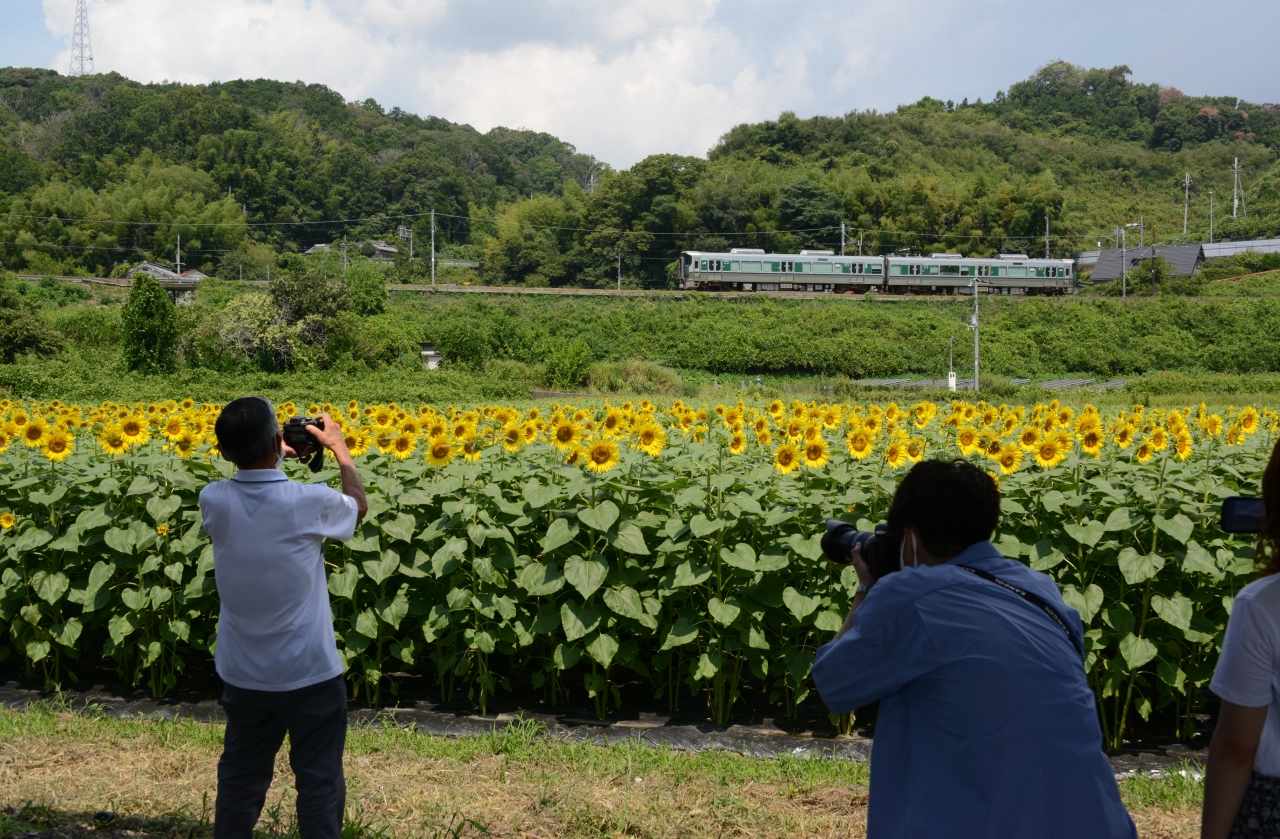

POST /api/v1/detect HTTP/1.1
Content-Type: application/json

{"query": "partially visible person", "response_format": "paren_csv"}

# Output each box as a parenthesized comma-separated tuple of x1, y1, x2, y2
(1203, 439, 1280, 839)
(812, 458, 1135, 839)
(201, 397, 367, 839)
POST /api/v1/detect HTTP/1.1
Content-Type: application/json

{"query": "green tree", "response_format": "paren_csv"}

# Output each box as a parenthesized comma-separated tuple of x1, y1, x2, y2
(0, 276, 61, 362)
(121, 274, 179, 373)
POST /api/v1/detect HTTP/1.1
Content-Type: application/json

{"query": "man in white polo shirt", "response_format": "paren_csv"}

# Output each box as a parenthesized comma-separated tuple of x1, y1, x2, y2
(201, 397, 367, 839)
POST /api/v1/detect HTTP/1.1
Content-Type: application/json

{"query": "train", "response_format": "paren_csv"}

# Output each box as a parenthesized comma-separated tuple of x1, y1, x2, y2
(677, 249, 1076, 295)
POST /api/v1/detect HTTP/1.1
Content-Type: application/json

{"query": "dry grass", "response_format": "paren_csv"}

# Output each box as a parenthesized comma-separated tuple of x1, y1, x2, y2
(0, 705, 1200, 838)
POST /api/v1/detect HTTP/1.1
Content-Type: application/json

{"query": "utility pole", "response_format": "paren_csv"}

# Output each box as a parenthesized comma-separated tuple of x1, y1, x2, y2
(1183, 173, 1191, 234)
(69, 0, 94, 77)
(841, 222, 847, 255)
(858, 230, 863, 256)
(948, 336, 956, 392)
(1118, 227, 1127, 298)
(1138, 216, 1144, 248)
(175, 235, 182, 276)
(971, 277, 980, 391)
(342, 237, 348, 278)
(409, 229, 413, 262)
(1233, 157, 1240, 218)
(617, 244, 622, 291)
(1044, 212, 1050, 258)
(430, 209, 436, 288)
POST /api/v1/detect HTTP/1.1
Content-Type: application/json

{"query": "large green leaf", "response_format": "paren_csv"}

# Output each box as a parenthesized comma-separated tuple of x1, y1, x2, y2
(552, 643, 580, 670)
(688, 514, 724, 538)
(518, 561, 566, 597)
(672, 560, 712, 588)
(586, 631, 619, 667)
(1061, 583, 1104, 625)
(522, 480, 562, 509)
(1118, 548, 1165, 584)
(1063, 520, 1104, 547)
(564, 554, 608, 599)
(380, 512, 417, 544)
(362, 550, 401, 585)
(1119, 633, 1158, 669)
(328, 563, 360, 600)
(612, 524, 649, 555)
(146, 495, 182, 524)
(660, 617, 699, 650)
(376, 586, 410, 629)
(1154, 514, 1195, 546)
(603, 586, 645, 621)
(540, 518, 579, 553)
(560, 600, 601, 641)
(578, 501, 620, 532)
(784, 533, 825, 561)
(15, 527, 53, 553)
(1151, 592, 1193, 631)
(1182, 540, 1222, 579)
(720, 543, 756, 571)
(1103, 507, 1139, 532)
(32, 570, 69, 605)
(707, 597, 742, 626)
(782, 587, 820, 621)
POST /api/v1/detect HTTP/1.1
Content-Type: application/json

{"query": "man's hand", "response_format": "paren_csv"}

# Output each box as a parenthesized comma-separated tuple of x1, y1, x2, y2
(306, 413, 349, 455)
(834, 543, 873, 641)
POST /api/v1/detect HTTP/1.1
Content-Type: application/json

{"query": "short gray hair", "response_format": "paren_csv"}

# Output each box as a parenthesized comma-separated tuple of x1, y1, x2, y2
(214, 397, 279, 466)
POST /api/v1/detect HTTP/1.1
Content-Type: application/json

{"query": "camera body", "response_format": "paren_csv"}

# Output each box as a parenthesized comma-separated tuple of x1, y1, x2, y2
(1221, 496, 1264, 534)
(822, 519, 903, 579)
(282, 416, 325, 473)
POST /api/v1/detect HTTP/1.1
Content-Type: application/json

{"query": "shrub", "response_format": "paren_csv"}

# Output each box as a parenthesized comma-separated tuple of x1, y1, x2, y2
(586, 359, 684, 395)
(0, 277, 61, 363)
(121, 275, 179, 373)
(346, 262, 388, 316)
(543, 336, 593, 390)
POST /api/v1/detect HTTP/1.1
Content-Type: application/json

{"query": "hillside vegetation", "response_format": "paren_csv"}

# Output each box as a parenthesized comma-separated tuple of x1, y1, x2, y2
(1, 62, 1277, 288)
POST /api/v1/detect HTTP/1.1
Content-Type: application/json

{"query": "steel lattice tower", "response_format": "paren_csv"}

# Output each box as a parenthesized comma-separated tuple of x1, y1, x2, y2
(69, 0, 94, 77)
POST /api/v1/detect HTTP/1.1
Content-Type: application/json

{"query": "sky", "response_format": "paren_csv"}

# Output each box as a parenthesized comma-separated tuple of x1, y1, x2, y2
(1, 0, 1278, 169)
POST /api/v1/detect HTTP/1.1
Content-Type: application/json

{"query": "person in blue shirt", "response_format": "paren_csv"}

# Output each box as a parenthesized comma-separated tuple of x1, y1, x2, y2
(812, 459, 1135, 839)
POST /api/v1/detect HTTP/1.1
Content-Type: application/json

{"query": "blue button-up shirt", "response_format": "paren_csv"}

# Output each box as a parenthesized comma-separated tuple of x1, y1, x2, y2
(812, 541, 1136, 839)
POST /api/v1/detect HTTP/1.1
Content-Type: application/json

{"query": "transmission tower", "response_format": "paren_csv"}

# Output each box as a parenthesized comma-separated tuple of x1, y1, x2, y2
(69, 0, 94, 77)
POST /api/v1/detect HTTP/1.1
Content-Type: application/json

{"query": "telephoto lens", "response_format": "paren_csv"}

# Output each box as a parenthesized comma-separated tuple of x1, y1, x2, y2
(282, 416, 326, 473)
(821, 519, 903, 579)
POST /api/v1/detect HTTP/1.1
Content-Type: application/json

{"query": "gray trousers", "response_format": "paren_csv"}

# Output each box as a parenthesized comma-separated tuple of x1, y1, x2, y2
(215, 675, 347, 839)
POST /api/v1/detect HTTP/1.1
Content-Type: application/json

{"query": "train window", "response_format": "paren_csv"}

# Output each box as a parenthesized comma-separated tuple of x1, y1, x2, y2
(940, 265, 959, 275)
(814, 263, 832, 274)
(700, 260, 708, 270)
(730, 261, 739, 271)
(743, 261, 760, 271)
(869, 263, 882, 274)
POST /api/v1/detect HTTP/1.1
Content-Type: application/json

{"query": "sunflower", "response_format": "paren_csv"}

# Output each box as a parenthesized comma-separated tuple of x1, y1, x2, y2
(390, 433, 417, 460)
(1034, 439, 1065, 469)
(1239, 407, 1261, 435)
(499, 424, 523, 453)
(729, 432, 747, 455)
(957, 426, 982, 456)
(423, 438, 454, 467)
(766, 400, 785, 419)
(1114, 424, 1136, 450)
(460, 436, 484, 463)
(1149, 426, 1169, 451)
(997, 444, 1024, 475)
(0, 430, 9, 454)
(772, 443, 800, 475)
(802, 438, 830, 469)
(1174, 432, 1193, 461)
(1017, 426, 1041, 453)
(1203, 414, 1224, 436)
(1134, 440, 1154, 463)
(550, 418, 582, 451)
(846, 429, 873, 460)
(120, 416, 150, 447)
(1079, 429, 1104, 458)
(982, 435, 1003, 460)
(21, 417, 49, 448)
(171, 431, 199, 459)
(585, 438, 620, 474)
(0, 512, 12, 529)
(565, 445, 588, 466)
(41, 428, 74, 462)
(883, 438, 908, 470)
(756, 428, 772, 448)
(97, 424, 128, 456)
(633, 422, 665, 457)
(162, 415, 186, 440)
(602, 408, 626, 437)
(906, 438, 925, 463)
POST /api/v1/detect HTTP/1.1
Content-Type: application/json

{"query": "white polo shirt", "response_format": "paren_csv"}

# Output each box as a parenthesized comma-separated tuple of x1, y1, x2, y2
(199, 469, 358, 692)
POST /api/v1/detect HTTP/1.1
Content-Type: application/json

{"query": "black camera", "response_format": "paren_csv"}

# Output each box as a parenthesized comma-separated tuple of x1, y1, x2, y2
(822, 519, 904, 579)
(282, 416, 325, 473)
(1221, 496, 1264, 534)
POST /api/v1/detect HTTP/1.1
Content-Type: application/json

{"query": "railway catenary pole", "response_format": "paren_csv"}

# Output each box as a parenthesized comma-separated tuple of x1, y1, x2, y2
(1184, 173, 1191, 234)
(1150, 225, 1157, 295)
(841, 222, 846, 255)
(1209, 191, 1214, 244)
(1045, 212, 1050, 258)
(430, 210, 436, 289)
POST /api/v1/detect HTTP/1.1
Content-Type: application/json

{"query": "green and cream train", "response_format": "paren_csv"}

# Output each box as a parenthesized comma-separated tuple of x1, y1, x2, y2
(677, 249, 1075, 294)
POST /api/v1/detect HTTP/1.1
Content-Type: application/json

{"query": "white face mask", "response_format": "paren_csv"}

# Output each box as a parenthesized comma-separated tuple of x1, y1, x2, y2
(900, 531, 919, 568)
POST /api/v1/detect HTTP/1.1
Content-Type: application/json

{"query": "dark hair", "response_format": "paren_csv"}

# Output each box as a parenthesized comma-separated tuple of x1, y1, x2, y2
(214, 397, 278, 467)
(1258, 438, 1280, 577)
(886, 458, 1001, 559)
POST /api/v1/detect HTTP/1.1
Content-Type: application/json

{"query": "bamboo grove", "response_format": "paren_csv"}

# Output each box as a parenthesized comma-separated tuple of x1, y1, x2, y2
(0, 395, 1269, 748)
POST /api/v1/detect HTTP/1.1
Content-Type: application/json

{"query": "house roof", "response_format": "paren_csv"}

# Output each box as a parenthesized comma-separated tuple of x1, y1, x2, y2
(131, 261, 179, 279)
(1088, 244, 1205, 282)
(302, 243, 330, 255)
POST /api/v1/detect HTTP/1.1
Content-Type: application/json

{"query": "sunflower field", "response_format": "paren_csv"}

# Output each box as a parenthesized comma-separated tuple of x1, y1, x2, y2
(0, 395, 1272, 747)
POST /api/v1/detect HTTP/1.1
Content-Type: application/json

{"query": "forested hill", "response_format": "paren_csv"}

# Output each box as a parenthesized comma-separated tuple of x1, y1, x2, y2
(1, 61, 1278, 287)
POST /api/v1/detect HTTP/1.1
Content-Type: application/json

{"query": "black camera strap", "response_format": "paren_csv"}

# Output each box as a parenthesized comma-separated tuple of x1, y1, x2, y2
(956, 565, 1084, 661)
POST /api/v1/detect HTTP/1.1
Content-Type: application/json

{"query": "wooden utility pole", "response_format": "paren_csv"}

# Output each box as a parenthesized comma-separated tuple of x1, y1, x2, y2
(1150, 226, 1157, 295)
